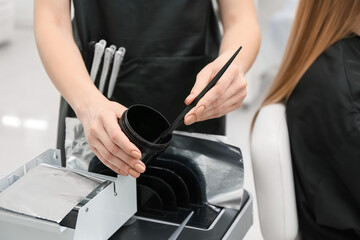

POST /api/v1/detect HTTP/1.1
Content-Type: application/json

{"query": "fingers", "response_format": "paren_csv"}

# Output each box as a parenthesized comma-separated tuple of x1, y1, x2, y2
(91, 146, 128, 177)
(85, 106, 145, 178)
(197, 96, 244, 121)
(201, 75, 247, 117)
(184, 63, 214, 105)
(101, 112, 141, 158)
(185, 72, 246, 125)
(91, 139, 142, 178)
(105, 103, 142, 159)
(99, 125, 145, 173)
(184, 64, 241, 125)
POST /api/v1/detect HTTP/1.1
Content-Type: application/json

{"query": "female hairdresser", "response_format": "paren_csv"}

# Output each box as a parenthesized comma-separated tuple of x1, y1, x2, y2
(255, 0, 360, 239)
(34, 0, 260, 178)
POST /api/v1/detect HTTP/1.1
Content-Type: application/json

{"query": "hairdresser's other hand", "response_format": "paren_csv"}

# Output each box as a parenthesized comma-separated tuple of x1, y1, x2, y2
(184, 51, 247, 125)
(77, 96, 145, 178)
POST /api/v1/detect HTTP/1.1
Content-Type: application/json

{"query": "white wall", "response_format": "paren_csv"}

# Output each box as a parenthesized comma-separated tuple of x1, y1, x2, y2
(14, 0, 33, 27)
(0, 0, 15, 43)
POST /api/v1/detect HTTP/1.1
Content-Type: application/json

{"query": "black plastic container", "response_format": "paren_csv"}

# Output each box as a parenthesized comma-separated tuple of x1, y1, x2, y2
(119, 104, 172, 165)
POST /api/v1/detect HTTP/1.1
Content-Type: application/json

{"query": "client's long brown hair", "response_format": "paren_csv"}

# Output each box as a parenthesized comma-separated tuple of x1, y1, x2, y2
(256, 0, 360, 116)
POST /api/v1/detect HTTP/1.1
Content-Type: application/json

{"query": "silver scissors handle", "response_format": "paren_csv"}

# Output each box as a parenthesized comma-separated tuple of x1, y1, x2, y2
(90, 39, 106, 82)
(107, 47, 126, 98)
(98, 45, 116, 93)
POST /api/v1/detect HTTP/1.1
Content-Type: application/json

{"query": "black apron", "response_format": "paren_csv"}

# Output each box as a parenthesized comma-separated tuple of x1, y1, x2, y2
(57, 0, 225, 165)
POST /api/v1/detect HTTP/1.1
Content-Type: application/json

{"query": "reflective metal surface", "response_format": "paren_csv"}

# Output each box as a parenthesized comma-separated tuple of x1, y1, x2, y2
(0, 164, 101, 223)
(161, 134, 244, 210)
(65, 125, 244, 210)
(65, 117, 94, 170)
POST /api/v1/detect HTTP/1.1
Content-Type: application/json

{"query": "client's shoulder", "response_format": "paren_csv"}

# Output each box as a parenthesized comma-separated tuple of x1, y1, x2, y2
(293, 36, 359, 104)
(287, 36, 360, 116)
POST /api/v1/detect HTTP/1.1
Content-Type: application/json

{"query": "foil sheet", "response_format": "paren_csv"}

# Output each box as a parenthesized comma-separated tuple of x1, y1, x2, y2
(0, 164, 101, 223)
(64, 117, 244, 209)
(161, 134, 244, 210)
(65, 117, 95, 171)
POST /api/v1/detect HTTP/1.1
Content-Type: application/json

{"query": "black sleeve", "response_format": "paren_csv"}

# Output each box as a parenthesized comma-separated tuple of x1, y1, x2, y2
(329, 38, 360, 204)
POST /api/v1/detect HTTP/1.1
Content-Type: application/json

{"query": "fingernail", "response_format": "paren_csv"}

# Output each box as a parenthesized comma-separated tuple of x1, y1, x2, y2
(134, 163, 146, 173)
(185, 115, 196, 125)
(195, 105, 205, 115)
(131, 150, 142, 159)
(128, 168, 140, 178)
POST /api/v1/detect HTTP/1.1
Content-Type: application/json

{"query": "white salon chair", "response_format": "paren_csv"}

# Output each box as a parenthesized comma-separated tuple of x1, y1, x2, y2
(250, 103, 299, 240)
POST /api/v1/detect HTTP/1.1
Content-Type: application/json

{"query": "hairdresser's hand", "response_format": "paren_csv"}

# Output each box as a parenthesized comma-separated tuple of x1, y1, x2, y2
(184, 51, 247, 125)
(77, 97, 145, 178)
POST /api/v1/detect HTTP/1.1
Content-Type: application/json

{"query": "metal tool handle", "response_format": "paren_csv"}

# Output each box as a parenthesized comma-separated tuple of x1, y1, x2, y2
(107, 47, 126, 98)
(90, 39, 107, 82)
(98, 45, 116, 93)
(168, 211, 194, 240)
